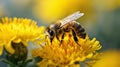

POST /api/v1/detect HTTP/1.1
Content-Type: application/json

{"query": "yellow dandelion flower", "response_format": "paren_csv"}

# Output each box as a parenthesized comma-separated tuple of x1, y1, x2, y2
(32, 32, 102, 67)
(0, 17, 45, 55)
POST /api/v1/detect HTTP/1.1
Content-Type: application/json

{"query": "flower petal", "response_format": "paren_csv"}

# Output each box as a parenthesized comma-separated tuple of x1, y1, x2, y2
(5, 42, 15, 54)
(0, 44, 4, 55)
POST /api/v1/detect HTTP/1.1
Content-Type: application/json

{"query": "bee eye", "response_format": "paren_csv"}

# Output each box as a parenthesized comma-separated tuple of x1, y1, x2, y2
(48, 29, 54, 36)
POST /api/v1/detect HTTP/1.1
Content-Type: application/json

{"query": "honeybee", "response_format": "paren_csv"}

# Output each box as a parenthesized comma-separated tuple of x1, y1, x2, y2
(46, 11, 86, 44)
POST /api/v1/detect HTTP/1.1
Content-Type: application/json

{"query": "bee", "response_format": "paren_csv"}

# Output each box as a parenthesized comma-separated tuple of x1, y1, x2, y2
(45, 11, 86, 44)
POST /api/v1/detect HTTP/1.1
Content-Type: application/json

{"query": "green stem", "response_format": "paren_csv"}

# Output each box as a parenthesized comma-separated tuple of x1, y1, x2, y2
(1, 58, 16, 67)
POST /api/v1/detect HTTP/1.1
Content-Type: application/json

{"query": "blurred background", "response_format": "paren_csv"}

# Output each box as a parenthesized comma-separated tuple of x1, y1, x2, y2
(0, 0, 120, 67)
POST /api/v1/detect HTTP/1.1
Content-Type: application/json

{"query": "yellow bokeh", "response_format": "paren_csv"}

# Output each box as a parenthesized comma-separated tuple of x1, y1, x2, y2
(92, 50, 120, 67)
(34, 0, 95, 23)
(33, 0, 120, 23)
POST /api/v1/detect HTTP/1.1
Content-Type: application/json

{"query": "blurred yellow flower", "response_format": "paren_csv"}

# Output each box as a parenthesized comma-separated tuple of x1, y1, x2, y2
(33, 0, 120, 23)
(33, 0, 96, 23)
(0, 17, 45, 55)
(32, 32, 102, 67)
(92, 50, 120, 67)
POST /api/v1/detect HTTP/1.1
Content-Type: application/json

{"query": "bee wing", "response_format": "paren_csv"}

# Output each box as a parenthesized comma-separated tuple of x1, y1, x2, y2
(60, 11, 84, 27)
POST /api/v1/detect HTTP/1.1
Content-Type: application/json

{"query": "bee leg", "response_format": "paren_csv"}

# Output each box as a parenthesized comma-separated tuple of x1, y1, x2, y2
(56, 35, 60, 42)
(45, 35, 48, 39)
(60, 33, 65, 45)
(56, 29, 61, 42)
(45, 35, 53, 44)
(72, 30, 80, 46)
(50, 37, 54, 43)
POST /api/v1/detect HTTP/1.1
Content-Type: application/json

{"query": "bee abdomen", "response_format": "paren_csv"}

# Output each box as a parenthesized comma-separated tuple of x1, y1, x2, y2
(79, 33, 86, 39)
(75, 23, 86, 39)
(77, 29, 86, 39)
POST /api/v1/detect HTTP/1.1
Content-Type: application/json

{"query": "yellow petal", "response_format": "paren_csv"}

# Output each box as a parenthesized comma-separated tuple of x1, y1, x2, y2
(5, 42, 15, 54)
(13, 38, 22, 43)
(39, 26, 45, 33)
(22, 41, 28, 46)
(0, 44, 4, 55)
(37, 59, 50, 67)
(86, 53, 93, 58)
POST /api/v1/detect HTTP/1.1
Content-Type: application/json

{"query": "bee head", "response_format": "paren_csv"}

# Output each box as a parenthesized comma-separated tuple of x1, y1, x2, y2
(45, 25, 55, 38)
